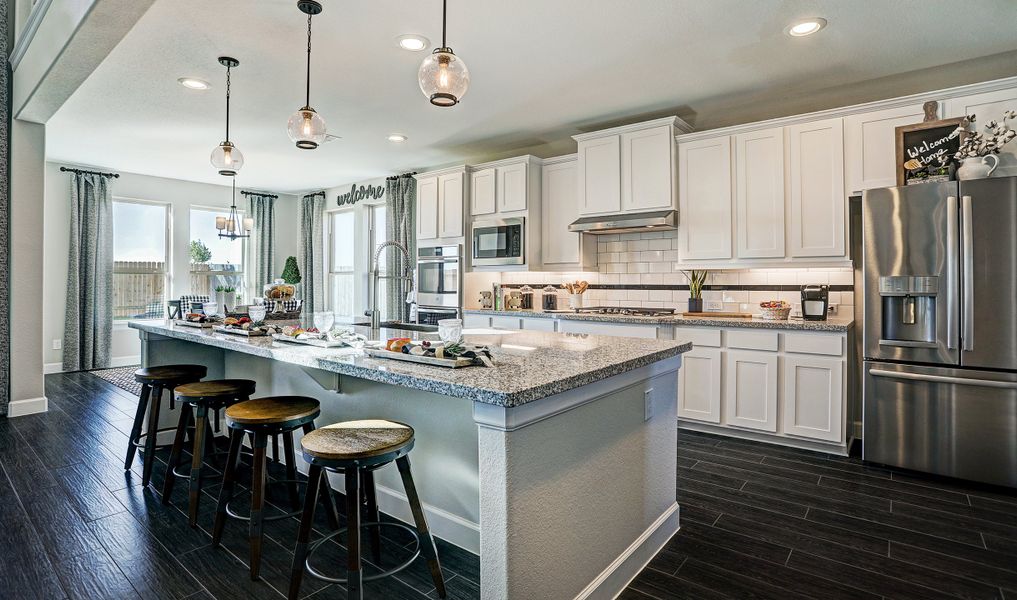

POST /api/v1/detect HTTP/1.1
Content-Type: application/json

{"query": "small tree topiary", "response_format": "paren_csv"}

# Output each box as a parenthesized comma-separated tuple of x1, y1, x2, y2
(281, 256, 301, 284)
(190, 239, 212, 264)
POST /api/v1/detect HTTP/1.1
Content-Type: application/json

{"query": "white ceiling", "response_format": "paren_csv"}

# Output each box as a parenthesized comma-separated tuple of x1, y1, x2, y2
(46, 0, 1017, 193)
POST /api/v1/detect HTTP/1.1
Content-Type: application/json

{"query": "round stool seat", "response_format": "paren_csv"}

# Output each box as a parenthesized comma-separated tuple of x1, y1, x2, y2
(301, 420, 414, 464)
(134, 364, 207, 385)
(225, 397, 320, 430)
(175, 379, 257, 402)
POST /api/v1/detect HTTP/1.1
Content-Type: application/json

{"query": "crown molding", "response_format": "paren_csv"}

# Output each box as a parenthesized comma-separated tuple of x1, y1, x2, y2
(412, 164, 470, 179)
(8, 0, 54, 71)
(471, 154, 543, 171)
(541, 153, 579, 166)
(572, 115, 694, 142)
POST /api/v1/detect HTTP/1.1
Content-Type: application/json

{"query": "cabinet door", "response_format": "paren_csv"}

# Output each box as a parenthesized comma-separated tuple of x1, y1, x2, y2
(471, 168, 496, 216)
(558, 319, 658, 339)
(678, 347, 722, 423)
(622, 124, 674, 211)
(490, 315, 522, 330)
(678, 136, 733, 259)
(946, 88, 1017, 177)
(787, 118, 845, 257)
(723, 350, 778, 432)
(844, 104, 929, 193)
(416, 176, 439, 240)
(541, 160, 580, 265)
(438, 172, 465, 238)
(783, 355, 843, 442)
(463, 314, 491, 329)
(520, 317, 556, 332)
(735, 127, 785, 259)
(577, 135, 621, 215)
(498, 162, 528, 213)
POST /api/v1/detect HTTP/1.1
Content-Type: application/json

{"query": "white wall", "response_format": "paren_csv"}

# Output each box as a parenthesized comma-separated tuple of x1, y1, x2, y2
(42, 163, 298, 370)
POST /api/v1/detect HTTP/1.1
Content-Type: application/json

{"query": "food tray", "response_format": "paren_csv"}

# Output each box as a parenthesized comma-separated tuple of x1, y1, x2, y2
(271, 334, 346, 348)
(213, 325, 269, 337)
(364, 349, 474, 368)
(174, 319, 216, 328)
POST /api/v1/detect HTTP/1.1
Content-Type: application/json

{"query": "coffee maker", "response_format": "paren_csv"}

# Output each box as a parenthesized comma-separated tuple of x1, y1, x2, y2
(801, 284, 829, 321)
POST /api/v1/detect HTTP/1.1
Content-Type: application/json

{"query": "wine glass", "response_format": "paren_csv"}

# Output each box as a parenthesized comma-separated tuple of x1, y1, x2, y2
(248, 305, 267, 324)
(202, 302, 218, 318)
(313, 312, 335, 333)
(437, 318, 463, 344)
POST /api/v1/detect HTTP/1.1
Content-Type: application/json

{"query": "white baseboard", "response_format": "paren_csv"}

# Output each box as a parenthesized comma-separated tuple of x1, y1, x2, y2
(574, 502, 681, 600)
(7, 396, 49, 417)
(43, 362, 61, 374)
(679, 421, 849, 456)
(44, 356, 141, 375)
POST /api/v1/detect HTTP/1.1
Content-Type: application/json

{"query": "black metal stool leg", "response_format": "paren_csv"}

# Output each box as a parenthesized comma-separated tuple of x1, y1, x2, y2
(301, 422, 340, 530)
(162, 402, 193, 504)
(212, 429, 245, 547)
(288, 464, 323, 600)
(362, 469, 383, 564)
(250, 432, 269, 581)
(396, 456, 446, 598)
(282, 432, 301, 511)
(141, 384, 163, 487)
(188, 404, 209, 527)
(125, 383, 151, 470)
(345, 467, 363, 600)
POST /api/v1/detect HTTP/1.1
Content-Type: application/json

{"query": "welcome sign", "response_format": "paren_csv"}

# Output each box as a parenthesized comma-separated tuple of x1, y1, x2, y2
(336, 180, 385, 207)
(895, 117, 965, 186)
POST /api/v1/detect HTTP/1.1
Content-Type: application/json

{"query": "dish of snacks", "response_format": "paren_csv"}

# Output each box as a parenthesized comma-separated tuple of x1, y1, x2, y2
(758, 300, 792, 321)
(175, 313, 221, 328)
(365, 337, 495, 368)
(272, 326, 367, 348)
(265, 283, 296, 301)
(214, 319, 282, 336)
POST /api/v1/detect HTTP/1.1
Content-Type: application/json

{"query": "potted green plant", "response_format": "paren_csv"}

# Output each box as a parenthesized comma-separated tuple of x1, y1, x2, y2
(281, 256, 301, 299)
(682, 270, 708, 313)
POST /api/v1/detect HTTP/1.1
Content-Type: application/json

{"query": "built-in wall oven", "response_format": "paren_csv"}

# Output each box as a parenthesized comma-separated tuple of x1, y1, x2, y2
(472, 218, 524, 267)
(416, 245, 462, 324)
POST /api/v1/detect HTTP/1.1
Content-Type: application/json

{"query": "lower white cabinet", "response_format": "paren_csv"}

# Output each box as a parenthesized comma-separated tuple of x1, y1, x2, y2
(490, 315, 522, 330)
(678, 348, 722, 423)
(520, 317, 556, 332)
(723, 350, 778, 432)
(782, 354, 844, 443)
(558, 319, 661, 339)
(463, 314, 491, 329)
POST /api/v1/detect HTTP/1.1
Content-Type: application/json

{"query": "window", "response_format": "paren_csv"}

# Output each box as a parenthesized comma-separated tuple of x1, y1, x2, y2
(328, 210, 356, 316)
(189, 207, 245, 299)
(112, 200, 169, 320)
(370, 204, 389, 318)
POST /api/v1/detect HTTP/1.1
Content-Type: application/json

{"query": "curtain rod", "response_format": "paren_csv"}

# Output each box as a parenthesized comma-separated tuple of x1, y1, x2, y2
(60, 166, 119, 178)
(304, 190, 325, 197)
(240, 190, 279, 199)
(386, 171, 417, 181)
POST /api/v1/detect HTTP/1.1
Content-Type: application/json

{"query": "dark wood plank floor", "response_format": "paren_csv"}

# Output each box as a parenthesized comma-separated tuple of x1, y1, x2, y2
(4, 372, 1017, 599)
(626, 429, 1017, 600)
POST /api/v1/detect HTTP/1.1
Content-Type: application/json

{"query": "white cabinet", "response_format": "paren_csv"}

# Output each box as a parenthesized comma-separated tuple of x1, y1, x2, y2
(787, 118, 845, 258)
(678, 348, 722, 423)
(417, 168, 467, 242)
(677, 136, 733, 259)
(723, 350, 778, 432)
(497, 162, 528, 213)
(621, 124, 675, 212)
(416, 176, 439, 240)
(490, 315, 522, 330)
(576, 135, 621, 215)
(946, 88, 1017, 177)
(438, 172, 465, 239)
(541, 156, 597, 269)
(735, 127, 785, 258)
(782, 354, 844, 442)
(471, 168, 496, 216)
(844, 104, 930, 193)
(520, 317, 556, 332)
(558, 319, 660, 339)
(463, 314, 491, 329)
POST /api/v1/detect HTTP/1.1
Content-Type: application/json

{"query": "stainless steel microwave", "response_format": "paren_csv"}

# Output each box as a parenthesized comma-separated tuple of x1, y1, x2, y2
(472, 218, 524, 266)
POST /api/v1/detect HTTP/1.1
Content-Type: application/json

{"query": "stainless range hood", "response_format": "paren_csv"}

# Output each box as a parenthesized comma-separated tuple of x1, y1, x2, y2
(568, 209, 677, 234)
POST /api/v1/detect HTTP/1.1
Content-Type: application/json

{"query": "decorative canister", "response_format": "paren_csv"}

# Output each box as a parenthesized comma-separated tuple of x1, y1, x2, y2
(541, 285, 558, 311)
(569, 293, 584, 310)
(956, 155, 999, 180)
(520, 285, 534, 310)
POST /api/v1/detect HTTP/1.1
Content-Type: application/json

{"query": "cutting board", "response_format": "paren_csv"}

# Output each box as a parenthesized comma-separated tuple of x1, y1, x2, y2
(680, 311, 753, 318)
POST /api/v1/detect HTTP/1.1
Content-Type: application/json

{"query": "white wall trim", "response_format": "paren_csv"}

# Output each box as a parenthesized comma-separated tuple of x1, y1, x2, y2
(44, 355, 141, 375)
(8, 0, 53, 70)
(43, 362, 61, 374)
(574, 502, 680, 600)
(7, 396, 49, 417)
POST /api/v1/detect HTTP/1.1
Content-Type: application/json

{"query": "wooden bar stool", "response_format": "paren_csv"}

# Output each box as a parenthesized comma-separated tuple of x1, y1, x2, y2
(127, 364, 207, 486)
(211, 396, 341, 580)
(163, 379, 256, 527)
(288, 420, 447, 600)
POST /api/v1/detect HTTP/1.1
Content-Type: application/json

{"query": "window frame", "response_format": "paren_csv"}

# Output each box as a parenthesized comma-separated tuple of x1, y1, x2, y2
(326, 207, 357, 316)
(111, 196, 172, 323)
(188, 204, 248, 300)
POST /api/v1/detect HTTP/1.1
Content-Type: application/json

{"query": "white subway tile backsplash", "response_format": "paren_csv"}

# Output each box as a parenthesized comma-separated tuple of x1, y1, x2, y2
(640, 273, 663, 285)
(649, 262, 672, 273)
(619, 274, 641, 285)
(630, 262, 650, 273)
(829, 271, 854, 285)
(600, 274, 620, 285)
(737, 271, 769, 285)
(627, 240, 649, 252)
(627, 289, 649, 301)
(721, 290, 748, 303)
(798, 271, 828, 284)
(619, 233, 641, 241)
(647, 238, 672, 251)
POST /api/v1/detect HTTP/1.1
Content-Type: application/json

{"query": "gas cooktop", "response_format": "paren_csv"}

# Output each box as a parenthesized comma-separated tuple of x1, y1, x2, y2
(574, 306, 677, 317)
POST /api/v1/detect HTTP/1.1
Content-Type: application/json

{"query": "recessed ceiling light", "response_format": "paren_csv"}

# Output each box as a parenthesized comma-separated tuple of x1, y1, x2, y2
(177, 77, 210, 90)
(387, 134, 408, 143)
(787, 18, 827, 37)
(396, 34, 429, 51)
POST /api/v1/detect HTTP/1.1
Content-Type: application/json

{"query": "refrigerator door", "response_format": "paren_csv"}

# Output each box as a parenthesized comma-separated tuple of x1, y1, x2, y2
(863, 360, 1017, 488)
(862, 182, 959, 365)
(959, 177, 1017, 371)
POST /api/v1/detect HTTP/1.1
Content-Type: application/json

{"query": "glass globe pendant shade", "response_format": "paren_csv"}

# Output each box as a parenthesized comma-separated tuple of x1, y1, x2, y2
(287, 107, 327, 150)
(419, 48, 469, 106)
(210, 141, 244, 176)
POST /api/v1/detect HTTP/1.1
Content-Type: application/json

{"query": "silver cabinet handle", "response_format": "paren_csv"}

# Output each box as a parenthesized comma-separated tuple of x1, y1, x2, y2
(868, 368, 1017, 389)
(961, 195, 974, 351)
(946, 196, 958, 350)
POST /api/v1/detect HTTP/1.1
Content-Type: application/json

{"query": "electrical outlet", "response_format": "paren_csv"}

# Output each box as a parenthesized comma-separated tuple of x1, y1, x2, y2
(644, 389, 654, 421)
(705, 301, 724, 312)
(52, 339, 62, 350)
(828, 303, 839, 315)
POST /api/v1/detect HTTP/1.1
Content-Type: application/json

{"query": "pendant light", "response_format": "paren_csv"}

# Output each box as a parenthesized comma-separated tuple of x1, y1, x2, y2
(418, 0, 470, 106)
(217, 178, 253, 240)
(210, 57, 244, 176)
(287, 0, 327, 149)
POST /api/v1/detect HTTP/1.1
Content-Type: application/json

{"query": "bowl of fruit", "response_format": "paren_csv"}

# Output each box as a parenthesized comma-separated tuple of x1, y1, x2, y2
(758, 300, 791, 321)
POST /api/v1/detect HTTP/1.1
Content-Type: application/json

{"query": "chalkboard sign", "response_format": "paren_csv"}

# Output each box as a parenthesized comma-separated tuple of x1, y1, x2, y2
(895, 117, 965, 186)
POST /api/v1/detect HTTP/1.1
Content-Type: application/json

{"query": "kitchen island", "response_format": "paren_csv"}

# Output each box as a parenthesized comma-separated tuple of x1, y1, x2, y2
(130, 321, 691, 600)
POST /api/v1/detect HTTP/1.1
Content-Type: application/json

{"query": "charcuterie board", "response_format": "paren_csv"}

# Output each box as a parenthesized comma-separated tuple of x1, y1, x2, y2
(213, 326, 269, 337)
(364, 349, 473, 368)
(174, 319, 216, 328)
(272, 334, 346, 348)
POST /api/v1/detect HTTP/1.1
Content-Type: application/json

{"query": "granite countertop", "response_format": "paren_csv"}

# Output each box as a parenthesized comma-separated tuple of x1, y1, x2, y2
(464, 309, 854, 332)
(130, 321, 691, 408)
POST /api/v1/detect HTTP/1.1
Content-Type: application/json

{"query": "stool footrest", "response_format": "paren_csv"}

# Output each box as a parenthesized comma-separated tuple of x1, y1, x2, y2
(304, 521, 421, 584)
(223, 479, 307, 522)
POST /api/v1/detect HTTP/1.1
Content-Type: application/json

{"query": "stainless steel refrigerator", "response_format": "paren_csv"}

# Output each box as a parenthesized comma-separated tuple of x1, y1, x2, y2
(862, 176, 1017, 488)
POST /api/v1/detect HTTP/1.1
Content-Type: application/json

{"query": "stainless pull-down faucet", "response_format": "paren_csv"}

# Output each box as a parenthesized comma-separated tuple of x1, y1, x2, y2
(368, 241, 414, 329)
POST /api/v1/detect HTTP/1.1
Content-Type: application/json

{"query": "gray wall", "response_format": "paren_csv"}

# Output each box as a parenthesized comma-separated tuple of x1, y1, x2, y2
(1, 0, 10, 414)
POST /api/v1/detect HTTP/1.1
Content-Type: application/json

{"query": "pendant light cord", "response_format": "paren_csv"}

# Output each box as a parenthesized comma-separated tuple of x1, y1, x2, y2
(224, 64, 232, 141)
(442, 0, 447, 48)
(305, 13, 312, 108)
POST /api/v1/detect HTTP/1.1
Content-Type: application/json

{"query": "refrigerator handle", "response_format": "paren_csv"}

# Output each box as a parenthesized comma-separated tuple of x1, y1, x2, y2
(946, 196, 958, 350)
(961, 195, 974, 352)
(869, 368, 1017, 390)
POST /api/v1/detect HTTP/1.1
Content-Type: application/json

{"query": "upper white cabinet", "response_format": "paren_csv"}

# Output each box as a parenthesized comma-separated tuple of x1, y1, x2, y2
(438, 171, 465, 238)
(575, 117, 692, 217)
(416, 167, 468, 242)
(787, 117, 845, 258)
(677, 136, 733, 260)
(498, 161, 529, 213)
(946, 88, 1017, 178)
(470, 168, 496, 216)
(844, 103, 930, 194)
(541, 155, 597, 269)
(416, 176, 439, 240)
(469, 156, 540, 217)
(735, 127, 785, 259)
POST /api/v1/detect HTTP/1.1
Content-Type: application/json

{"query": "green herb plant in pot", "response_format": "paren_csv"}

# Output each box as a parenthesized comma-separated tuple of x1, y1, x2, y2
(683, 270, 708, 313)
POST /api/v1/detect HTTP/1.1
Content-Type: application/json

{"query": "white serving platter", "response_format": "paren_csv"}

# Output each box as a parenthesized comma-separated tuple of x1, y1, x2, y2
(271, 334, 347, 348)
(364, 349, 474, 368)
(213, 325, 269, 337)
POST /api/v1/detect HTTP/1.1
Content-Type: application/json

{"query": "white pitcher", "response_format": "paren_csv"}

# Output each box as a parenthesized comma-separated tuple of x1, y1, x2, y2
(956, 155, 999, 180)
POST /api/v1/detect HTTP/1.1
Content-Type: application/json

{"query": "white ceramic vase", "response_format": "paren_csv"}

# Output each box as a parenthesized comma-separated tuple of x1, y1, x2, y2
(956, 155, 999, 180)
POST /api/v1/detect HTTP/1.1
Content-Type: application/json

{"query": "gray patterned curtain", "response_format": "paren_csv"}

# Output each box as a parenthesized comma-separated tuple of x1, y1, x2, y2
(298, 192, 325, 314)
(1, 0, 10, 412)
(385, 175, 416, 322)
(246, 192, 276, 292)
(63, 172, 115, 371)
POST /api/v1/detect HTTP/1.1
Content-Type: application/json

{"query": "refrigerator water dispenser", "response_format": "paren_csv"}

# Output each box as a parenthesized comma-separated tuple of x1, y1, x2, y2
(879, 276, 938, 346)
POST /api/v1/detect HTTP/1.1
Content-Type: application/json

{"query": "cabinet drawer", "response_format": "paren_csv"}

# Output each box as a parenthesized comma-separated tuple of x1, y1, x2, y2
(727, 330, 778, 351)
(675, 327, 722, 347)
(490, 316, 522, 330)
(784, 333, 843, 356)
(520, 317, 556, 332)
(559, 320, 659, 339)
(463, 314, 491, 329)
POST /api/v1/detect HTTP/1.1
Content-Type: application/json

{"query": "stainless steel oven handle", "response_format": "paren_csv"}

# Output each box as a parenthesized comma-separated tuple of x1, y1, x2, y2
(961, 195, 974, 351)
(946, 196, 958, 350)
(868, 368, 1017, 389)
